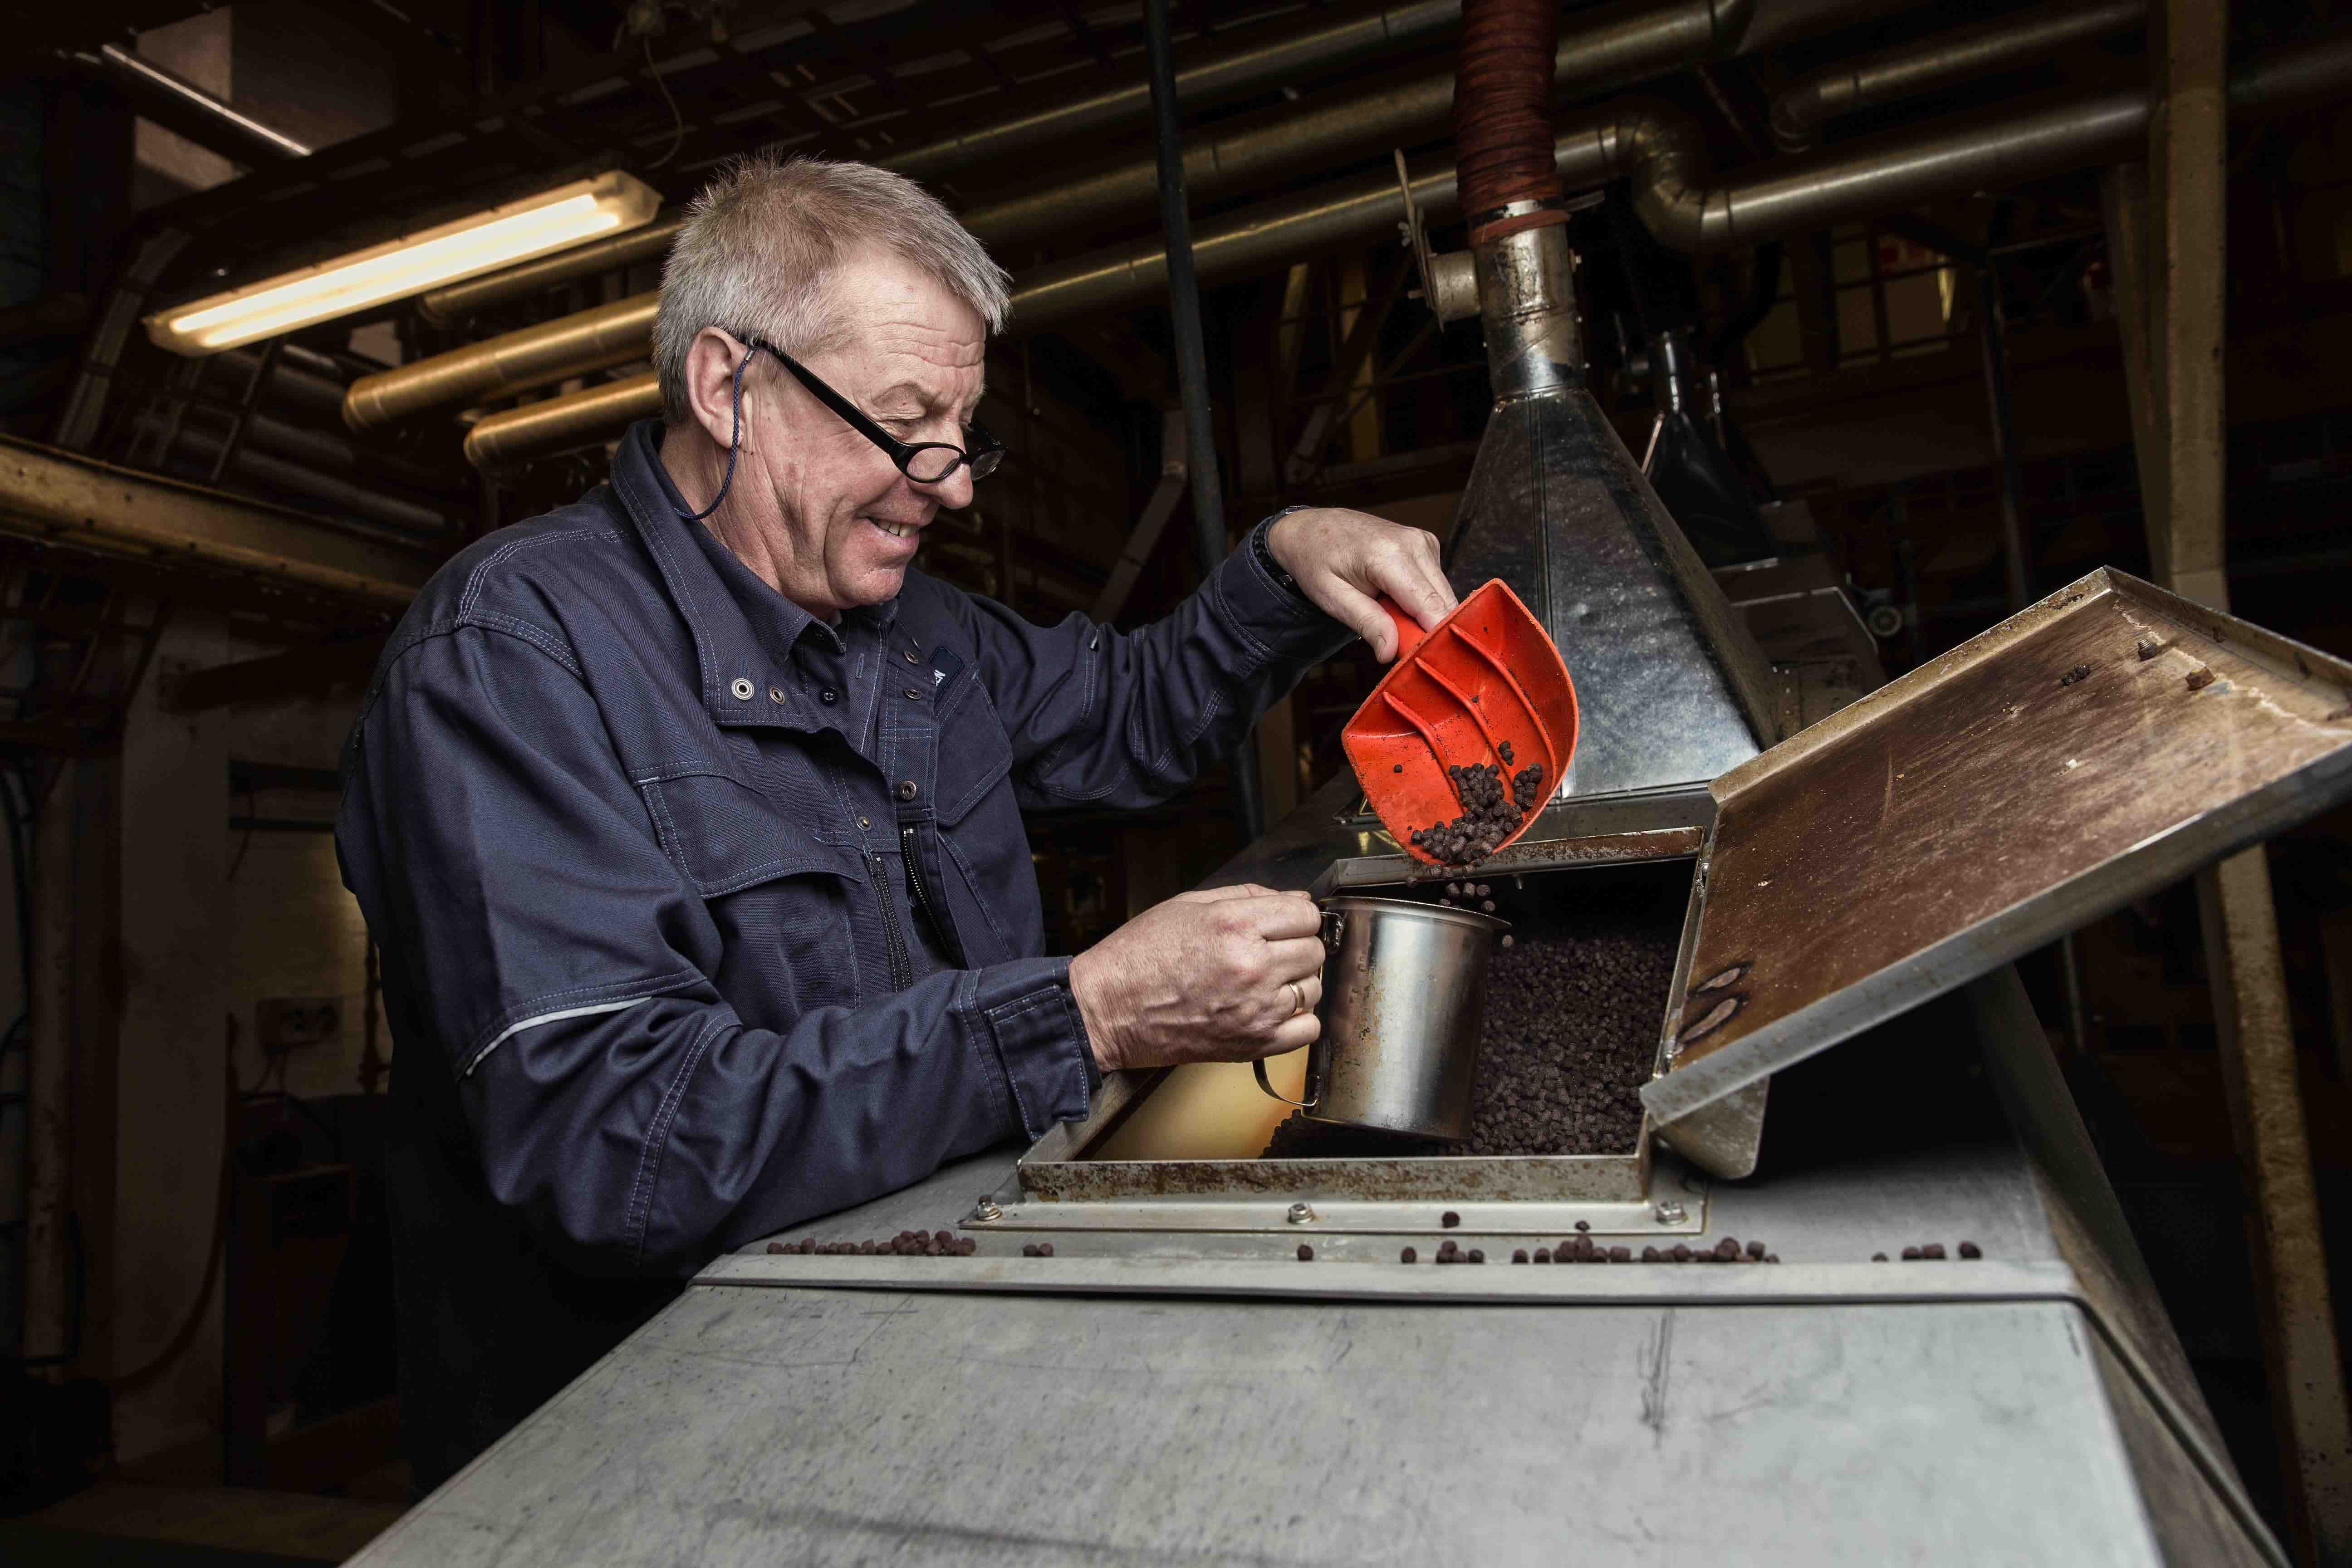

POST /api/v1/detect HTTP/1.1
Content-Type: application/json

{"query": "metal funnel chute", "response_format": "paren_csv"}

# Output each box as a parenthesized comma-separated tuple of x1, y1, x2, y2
(1426, 0, 1781, 801)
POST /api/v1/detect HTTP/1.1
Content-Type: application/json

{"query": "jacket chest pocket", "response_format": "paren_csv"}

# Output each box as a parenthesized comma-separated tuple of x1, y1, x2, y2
(930, 687, 1037, 963)
(635, 765, 869, 1020)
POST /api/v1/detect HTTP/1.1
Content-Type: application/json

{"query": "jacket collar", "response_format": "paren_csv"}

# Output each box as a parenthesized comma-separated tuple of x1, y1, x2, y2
(608, 418, 898, 731)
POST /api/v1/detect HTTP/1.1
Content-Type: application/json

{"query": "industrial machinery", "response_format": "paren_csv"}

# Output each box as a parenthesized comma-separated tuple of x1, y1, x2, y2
(347, 6, 2352, 1564)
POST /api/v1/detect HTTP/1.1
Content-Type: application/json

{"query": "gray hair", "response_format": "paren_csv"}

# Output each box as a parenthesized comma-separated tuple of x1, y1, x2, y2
(653, 154, 1011, 424)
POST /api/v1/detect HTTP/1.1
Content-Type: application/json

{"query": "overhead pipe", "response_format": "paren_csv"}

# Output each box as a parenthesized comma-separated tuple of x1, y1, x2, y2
(957, 0, 1781, 253)
(52, 43, 311, 167)
(384, 0, 1815, 412)
(345, 293, 656, 430)
(0, 436, 438, 608)
(458, 32, 2352, 468)
(417, 0, 1462, 325)
(848, 0, 1457, 183)
(1769, 0, 2145, 150)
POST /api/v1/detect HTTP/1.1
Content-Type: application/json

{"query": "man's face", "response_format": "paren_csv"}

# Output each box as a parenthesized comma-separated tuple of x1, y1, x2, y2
(715, 247, 986, 617)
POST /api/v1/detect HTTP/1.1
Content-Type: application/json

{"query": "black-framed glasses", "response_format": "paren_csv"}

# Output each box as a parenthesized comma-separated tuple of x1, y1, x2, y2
(743, 333, 1003, 485)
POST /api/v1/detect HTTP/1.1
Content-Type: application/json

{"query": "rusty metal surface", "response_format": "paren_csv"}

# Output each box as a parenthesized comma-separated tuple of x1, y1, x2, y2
(1643, 568, 2352, 1141)
(1018, 1143, 1649, 1204)
(1321, 824, 1706, 893)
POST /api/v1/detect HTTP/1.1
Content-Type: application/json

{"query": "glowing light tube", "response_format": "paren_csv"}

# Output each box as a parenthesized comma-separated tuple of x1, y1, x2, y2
(144, 171, 661, 356)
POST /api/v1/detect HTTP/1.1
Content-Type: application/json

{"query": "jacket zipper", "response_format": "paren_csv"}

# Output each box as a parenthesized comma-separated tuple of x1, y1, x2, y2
(868, 850, 913, 992)
(900, 822, 956, 961)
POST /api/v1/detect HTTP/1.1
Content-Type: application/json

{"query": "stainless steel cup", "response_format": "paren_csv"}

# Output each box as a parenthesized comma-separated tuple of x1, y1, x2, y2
(1254, 896, 1509, 1140)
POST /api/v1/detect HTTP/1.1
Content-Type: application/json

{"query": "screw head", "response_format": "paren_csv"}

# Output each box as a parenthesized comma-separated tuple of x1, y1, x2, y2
(1286, 1202, 1315, 1225)
(974, 1196, 1004, 1222)
(1654, 1201, 1687, 1224)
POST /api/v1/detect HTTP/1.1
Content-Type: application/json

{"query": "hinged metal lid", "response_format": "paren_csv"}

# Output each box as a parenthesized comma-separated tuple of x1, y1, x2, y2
(1642, 568, 2352, 1176)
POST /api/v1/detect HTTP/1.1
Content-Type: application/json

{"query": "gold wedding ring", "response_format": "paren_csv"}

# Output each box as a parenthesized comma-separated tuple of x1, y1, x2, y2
(1287, 980, 1307, 1018)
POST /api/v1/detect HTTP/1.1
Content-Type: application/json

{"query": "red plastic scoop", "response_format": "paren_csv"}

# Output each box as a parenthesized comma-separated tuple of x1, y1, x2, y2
(1342, 579, 1579, 867)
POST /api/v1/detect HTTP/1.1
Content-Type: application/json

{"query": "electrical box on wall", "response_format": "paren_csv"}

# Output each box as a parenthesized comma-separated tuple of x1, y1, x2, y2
(255, 998, 341, 1055)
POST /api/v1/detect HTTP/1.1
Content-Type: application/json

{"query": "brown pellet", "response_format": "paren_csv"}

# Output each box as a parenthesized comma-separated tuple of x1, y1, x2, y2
(2058, 663, 2092, 687)
(2185, 664, 2216, 691)
(1512, 1249, 1529, 1264)
(766, 1240, 785, 1254)
(1901, 1246, 1921, 1260)
(1670, 1245, 1692, 1262)
(1036, 1242, 1054, 1257)
(1297, 1244, 1314, 1261)
(1745, 1240, 1766, 1259)
(1764, 1254, 1779, 1264)
(1715, 1237, 1740, 1261)
(1608, 1246, 1631, 1262)
(1466, 1249, 1485, 1264)
(1480, 899, 1496, 912)
(1437, 1239, 1459, 1259)
(1532, 1247, 1550, 1263)
(1441, 1211, 1460, 1228)
(1922, 1243, 1946, 1260)
(1401, 1246, 1418, 1264)
(1574, 1220, 1589, 1232)
(1872, 1253, 1888, 1262)
(1958, 1241, 1982, 1259)
(1641, 1247, 1661, 1261)
(1263, 878, 1680, 1160)
(1393, 763, 1404, 773)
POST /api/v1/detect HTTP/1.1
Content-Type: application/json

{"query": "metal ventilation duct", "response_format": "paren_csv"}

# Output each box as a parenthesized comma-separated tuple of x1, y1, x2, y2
(1441, 0, 1776, 800)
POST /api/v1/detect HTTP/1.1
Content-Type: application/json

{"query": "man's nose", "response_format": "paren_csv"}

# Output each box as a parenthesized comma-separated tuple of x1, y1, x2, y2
(912, 464, 974, 511)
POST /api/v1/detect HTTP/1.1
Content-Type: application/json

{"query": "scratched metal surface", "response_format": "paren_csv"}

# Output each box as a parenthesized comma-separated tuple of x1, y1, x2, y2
(1651, 570, 2352, 1127)
(350, 1287, 2161, 1567)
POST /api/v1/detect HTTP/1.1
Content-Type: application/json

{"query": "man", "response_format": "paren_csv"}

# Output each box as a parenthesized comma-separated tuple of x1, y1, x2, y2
(338, 155, 1454, 1487)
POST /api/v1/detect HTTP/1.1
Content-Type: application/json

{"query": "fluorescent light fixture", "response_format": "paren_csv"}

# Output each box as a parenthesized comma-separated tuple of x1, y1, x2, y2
(143, 170, 662, 356)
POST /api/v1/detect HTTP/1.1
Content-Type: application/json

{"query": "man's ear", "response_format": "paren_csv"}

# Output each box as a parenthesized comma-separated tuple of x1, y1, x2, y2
(682, 327, 750, 451)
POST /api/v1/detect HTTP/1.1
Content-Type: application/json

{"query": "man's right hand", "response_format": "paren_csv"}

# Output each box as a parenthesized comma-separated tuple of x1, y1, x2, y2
(1068, 884, 1326, 1074)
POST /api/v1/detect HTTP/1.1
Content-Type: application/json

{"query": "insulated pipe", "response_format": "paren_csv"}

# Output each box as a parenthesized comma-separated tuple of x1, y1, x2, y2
(419, 220, 682, 326)
(419, 0, 1462, 324)
(1454, 0, 1569, 243)
(345, 293, 655, 430)
(1769, 0, 2145, 150)
(880, 0, 1460, 184)
(456, 33, 2352, 467)
(362, 0, 1850, 422)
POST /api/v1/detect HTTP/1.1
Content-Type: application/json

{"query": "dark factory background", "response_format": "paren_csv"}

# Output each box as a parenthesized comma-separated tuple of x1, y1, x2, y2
(2, 0, 2351, 1561)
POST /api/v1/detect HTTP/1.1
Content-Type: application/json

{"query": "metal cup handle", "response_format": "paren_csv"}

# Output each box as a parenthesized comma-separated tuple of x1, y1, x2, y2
(1254, 1054, 1318, 1110)
(1251, 907, 1343, 1111)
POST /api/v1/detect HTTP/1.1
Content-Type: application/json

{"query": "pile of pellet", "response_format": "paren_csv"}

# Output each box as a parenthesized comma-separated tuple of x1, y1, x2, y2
(1409, 745, 1546, 866)
(767, 1229, 975, 1256)
(1263, 902, 1678, 1160)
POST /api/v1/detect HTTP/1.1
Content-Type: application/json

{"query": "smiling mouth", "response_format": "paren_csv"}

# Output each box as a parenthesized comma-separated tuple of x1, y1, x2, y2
(869, 517, 919, 540)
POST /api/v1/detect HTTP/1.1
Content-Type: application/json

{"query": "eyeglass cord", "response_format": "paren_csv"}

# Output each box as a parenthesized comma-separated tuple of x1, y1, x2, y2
(676, 343, 758, 523)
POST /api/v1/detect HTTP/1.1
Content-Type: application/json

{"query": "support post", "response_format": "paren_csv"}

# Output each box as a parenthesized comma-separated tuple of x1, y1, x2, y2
(1143, 0, 1263, 846)
(22, 762, 77, 1377)
(2102, 4, 2352, 1559)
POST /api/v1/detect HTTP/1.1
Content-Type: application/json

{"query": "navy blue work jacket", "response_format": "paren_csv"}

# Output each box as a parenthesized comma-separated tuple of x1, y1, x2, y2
(337, 420, 1345, 1486)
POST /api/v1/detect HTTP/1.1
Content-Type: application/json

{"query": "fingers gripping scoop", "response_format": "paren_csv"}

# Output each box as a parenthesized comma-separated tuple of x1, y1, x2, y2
(1342, 578, 1579, 867)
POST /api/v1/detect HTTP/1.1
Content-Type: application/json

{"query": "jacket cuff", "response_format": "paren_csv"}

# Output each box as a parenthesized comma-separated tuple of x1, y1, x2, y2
(972, 956, 1097, 1140)
(1214, 513, 1351, 665)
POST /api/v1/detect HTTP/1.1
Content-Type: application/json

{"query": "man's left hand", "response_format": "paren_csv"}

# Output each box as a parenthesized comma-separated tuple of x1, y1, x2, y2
(1266, 507, 1455, 662)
